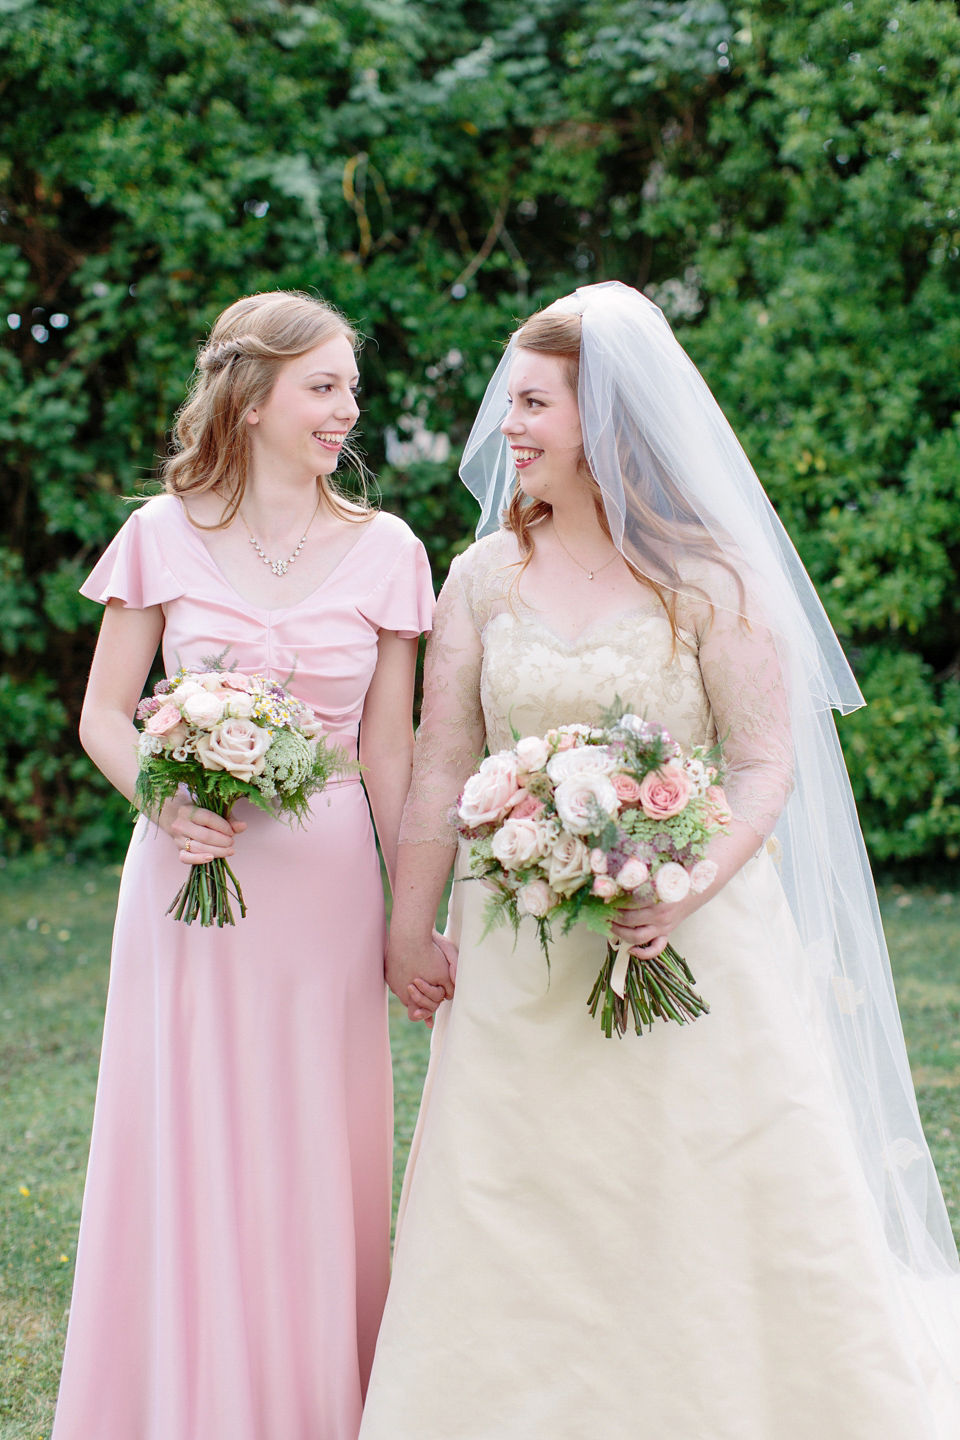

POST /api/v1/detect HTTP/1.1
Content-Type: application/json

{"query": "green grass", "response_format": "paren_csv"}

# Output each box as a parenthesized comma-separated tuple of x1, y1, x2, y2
(0, 865, 957, 1438)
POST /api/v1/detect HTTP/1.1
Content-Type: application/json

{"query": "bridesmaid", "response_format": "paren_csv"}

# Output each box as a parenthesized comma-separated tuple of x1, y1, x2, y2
(53, 291, 436, 1440)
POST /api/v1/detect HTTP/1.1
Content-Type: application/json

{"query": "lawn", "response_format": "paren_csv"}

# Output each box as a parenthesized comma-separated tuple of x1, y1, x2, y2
(1, 863, 957, 1438)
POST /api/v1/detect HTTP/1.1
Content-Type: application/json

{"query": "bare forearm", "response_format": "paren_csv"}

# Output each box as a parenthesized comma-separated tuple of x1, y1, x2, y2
(390, 840, 458, 942)
(360, 742, 414, 891)
(79, 708, 141, 807)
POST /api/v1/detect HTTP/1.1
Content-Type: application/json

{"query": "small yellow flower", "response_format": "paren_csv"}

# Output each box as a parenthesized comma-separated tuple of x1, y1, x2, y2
(59, 1254, 69, 1263)
(19, 1185, 29, 1197)
(57, 929, 70, 942)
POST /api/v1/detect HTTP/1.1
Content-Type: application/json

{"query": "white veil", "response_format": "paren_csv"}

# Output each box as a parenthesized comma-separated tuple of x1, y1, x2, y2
(460, 280, 960, 1378)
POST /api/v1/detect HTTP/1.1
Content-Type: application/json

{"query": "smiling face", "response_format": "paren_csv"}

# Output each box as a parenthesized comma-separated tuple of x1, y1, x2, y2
(501, 349, 585, 502)
(244, 332, 360, 480)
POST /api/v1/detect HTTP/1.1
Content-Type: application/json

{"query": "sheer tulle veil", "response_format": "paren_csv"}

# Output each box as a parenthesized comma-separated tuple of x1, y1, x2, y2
(460, 280, 960, 1377)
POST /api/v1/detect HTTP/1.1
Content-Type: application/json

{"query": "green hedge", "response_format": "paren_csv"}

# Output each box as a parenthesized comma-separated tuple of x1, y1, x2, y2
(1, 0, 959, 860)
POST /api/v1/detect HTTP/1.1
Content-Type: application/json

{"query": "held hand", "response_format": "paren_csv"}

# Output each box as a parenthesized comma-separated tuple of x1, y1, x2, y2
(611, 894, 699, 960)
(387, 928, 455, 1025)
(159, 799, 246, 866)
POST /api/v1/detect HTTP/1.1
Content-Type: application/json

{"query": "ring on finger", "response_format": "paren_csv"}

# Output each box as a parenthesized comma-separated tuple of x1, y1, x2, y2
(184, 838, 192, 853)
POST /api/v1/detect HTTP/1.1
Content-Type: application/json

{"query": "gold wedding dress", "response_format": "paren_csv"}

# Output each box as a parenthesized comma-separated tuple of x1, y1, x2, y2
(360, 532, 958, 1440)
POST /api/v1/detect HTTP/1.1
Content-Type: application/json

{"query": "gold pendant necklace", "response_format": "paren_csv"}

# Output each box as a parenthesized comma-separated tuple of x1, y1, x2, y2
(240, 498, 321, 577)
(553, 527, 619, 581)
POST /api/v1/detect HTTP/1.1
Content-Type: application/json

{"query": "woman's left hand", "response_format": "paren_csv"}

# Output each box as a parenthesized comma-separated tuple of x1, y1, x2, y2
(611, 894, 699, 959)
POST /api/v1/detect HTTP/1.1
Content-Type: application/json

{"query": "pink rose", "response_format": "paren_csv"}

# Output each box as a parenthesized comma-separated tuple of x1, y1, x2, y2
(517, 879, 557, 918)
(144, 702, 184, 737)
(511, 792, 545, 821)
(616, 857, 649, 891)
(612, 773, 644, 806)
(591, 875, 619, 899)
(638, 762, 693, 820)
(491, 817, 548, 870)
(458, 752, 521, 827)
(219, 672, 255, 692)
(556, 733, 577, 751)
(653, 862, 691, 903)
(195, 718, 271, 780)
(589, 848, 608, 875)
(689, 858, 719, 894)
(704, 785, 733, 829)
(554, 773, 620, 835)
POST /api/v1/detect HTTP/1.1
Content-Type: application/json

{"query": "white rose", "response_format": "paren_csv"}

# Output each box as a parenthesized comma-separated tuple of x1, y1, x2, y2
(689, 858, 718, 894)
(296, 706, 326, 739)
(491, 817, 548, 870)
(653, 862, 691, 904)
(171, 678, 204, 704)
(196, 671, 227, 692)
(226, 690, 258, 719)
(517, 879, 558, 918)
(515, 735, 550, 772)
(546, 832, 591, 895)
(553, 773, 620, 836)
(615, 857, 649, 891)
(182, 689, 226, 729)
(457, 752, 521, 826)
(195, 718, 271, 780)
(546, 746, 617, 784)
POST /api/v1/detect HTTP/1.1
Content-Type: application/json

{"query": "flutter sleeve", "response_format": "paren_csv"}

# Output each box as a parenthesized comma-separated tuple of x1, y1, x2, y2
(357, 525, 435, 638)
(79, 502, 186, 610)
(398, 553, 486, 847)
(692, 583, 795, 842)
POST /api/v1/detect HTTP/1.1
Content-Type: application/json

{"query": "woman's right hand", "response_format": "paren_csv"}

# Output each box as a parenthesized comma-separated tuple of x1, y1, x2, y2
(159, 799, 247, 866)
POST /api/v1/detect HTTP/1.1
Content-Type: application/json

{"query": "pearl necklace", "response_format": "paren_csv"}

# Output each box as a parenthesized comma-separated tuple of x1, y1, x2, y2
(240, 499, 321, 577)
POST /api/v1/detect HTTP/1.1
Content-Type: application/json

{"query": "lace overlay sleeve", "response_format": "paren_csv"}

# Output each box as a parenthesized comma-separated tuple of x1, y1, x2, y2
(399, 555, 486, 847)
(687, 580, 795, 841)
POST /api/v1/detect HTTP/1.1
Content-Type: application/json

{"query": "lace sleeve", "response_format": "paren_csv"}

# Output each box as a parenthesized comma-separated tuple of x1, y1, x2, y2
(399, 556, 486, 847)
(692, 586, 795, 842)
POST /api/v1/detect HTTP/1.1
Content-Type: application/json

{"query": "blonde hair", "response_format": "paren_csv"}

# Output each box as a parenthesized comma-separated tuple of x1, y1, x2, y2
(162, 290, 372, 528)
(505, 307, 743, 636)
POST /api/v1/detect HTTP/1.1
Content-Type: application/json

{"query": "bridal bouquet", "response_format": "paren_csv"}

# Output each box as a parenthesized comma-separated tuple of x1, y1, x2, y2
(453, 710, 731, 1038)
(135, 656, 351, 927)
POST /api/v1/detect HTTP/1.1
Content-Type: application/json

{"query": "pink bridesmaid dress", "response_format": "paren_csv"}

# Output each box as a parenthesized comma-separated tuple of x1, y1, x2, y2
(52, 494, 434, 1440)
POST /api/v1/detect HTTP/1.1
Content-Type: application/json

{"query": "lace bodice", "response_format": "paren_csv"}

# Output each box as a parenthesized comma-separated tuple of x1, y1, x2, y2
(400, 530, 793, 846)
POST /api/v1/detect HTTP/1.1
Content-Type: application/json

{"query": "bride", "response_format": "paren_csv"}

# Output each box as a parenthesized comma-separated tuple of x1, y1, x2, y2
(361, 282, 960, 1438)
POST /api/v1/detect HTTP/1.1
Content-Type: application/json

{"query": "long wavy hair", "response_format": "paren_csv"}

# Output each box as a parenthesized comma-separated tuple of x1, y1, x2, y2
(162, 290, 372, 529)
(505, 308, 743, 636)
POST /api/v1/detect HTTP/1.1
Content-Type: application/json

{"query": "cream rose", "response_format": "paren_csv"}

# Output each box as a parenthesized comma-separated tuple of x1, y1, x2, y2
(615, 857, 649, 891)
(181, 689, 226, 729)
(225, 690, 258, 719)
(554, 773, 620, 836)
(457, 752, 521, 827)
(653, 861, 691, 903)
(515, 735, 550, 772)
(546, 832, 591, 895)
(546, 745, 616, 784)
(195, 718, 271, 780)
(589, 848, 608, 875)
(171, 678, 204, 704)
(689, 858, 719, 894)
(296, 706, 326, 739)
(638, 761, 693, 820)
(517, 879, 557, 918)
(591, 875, 619, 899)
(491, 817, 548, 870)
(196, 671, 228, 692)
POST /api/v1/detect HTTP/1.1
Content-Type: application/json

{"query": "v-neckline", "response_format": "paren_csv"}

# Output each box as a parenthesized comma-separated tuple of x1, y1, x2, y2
(173, 496, 379, 614)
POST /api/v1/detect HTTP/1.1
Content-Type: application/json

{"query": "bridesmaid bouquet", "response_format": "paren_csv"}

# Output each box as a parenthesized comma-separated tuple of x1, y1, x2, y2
(453, 709, 731, 1038)
(134, 656, 351, 927)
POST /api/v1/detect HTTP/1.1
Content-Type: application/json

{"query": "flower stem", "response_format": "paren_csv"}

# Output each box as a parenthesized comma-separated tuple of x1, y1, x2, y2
(588, 941, 710, 1039)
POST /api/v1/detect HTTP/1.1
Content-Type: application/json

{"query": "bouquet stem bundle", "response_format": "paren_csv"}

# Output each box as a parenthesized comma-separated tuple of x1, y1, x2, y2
(588, 941, 710, 1040)
(165, 798, 247, 927)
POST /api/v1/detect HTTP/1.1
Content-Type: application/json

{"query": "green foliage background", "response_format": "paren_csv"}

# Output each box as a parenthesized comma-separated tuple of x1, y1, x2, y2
(1, 0, 959, 861)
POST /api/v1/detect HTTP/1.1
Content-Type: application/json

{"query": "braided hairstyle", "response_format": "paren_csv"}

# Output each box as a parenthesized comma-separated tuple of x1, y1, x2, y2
(162, 291, 370, 528)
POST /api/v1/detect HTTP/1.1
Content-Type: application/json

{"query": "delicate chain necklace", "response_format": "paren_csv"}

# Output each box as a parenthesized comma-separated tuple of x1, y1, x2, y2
(240, 497, 321, 577)
(553, 527, 620, 581)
